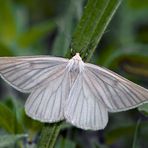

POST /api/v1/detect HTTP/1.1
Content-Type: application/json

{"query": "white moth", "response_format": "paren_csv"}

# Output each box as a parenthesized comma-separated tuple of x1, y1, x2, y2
(0, 53, 148, 130)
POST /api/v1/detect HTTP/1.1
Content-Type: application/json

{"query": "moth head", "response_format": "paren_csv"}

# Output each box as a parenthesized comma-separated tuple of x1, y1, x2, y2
(72, 53, 82, 61)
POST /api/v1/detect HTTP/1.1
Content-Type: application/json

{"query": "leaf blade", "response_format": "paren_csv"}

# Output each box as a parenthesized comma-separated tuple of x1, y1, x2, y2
(71, 0, 122, 60)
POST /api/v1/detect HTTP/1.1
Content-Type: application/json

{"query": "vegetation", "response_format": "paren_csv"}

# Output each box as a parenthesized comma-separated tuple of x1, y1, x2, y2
(0, 0, 148, 147)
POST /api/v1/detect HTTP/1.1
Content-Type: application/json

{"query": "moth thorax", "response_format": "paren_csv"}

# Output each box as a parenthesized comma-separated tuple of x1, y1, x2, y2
(67, 59, 84, 73)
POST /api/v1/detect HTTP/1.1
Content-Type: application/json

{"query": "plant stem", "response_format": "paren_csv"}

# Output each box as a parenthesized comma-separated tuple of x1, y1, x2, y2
(71, 0, 122, 61)
(38, 122, 62, 148)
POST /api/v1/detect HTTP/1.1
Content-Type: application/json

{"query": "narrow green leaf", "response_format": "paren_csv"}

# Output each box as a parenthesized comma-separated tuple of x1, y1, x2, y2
(71, 0, 122, 60)
(0, 134, 27, 148)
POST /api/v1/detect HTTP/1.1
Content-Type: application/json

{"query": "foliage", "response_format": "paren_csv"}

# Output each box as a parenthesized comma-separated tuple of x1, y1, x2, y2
(0, 0, 148, 148)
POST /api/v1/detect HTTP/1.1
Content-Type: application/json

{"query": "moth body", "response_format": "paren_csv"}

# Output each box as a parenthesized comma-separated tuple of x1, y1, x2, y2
(67, 53, 85, 73)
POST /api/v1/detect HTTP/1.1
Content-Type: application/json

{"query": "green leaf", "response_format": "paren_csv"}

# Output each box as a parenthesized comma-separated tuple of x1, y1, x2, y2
(4, 97, 43, 135)
(71, 0, 122, 60)
(17, 20, 56, 48)
(0, 134, 27, 148)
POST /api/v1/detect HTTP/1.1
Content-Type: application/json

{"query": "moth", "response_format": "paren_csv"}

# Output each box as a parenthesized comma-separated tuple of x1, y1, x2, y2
(0, 53, 148, 130)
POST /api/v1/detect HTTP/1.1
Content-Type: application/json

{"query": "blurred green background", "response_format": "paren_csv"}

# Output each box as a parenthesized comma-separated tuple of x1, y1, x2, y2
(0, 0, 148, 147)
